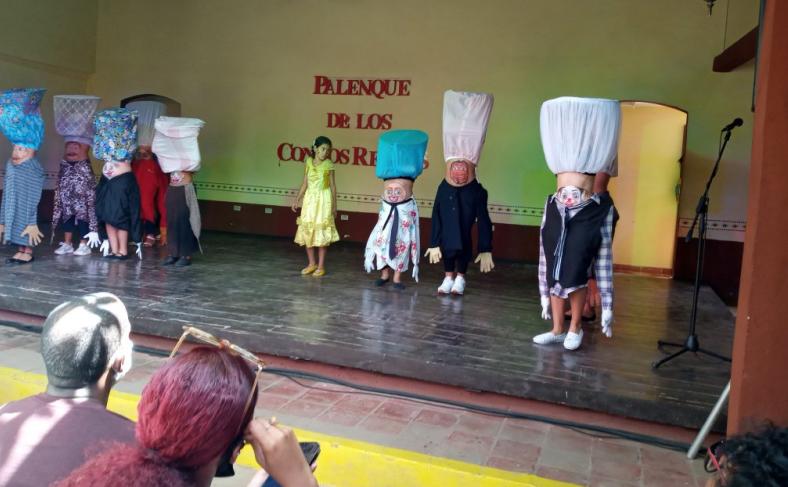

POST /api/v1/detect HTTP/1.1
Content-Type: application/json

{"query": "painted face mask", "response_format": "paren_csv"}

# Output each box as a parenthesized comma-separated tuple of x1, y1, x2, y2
(449, 161, 470, 185)
(556, 185, 589, 207)
(102, 162, 118, 179)
(383, 179, 413, 204)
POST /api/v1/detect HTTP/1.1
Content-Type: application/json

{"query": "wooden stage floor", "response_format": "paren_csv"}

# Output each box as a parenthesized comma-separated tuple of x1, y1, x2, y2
(0, 232, 734, 429)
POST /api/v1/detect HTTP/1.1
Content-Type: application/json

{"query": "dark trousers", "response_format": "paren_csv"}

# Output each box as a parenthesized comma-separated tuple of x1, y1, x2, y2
(443, 248, 470, 274)
(60, 216, 89, 237)
(166, 186, 199, 258)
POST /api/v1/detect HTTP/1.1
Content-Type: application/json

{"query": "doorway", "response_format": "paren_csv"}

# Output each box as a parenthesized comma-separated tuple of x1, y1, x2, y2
(609, 101, 688, 276)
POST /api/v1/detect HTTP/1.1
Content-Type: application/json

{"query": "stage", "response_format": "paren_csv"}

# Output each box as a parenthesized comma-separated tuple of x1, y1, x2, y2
(0, 231, 734, 430)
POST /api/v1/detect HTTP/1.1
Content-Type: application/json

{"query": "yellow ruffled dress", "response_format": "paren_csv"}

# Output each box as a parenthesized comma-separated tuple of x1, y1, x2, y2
(294, 157, 340, 247)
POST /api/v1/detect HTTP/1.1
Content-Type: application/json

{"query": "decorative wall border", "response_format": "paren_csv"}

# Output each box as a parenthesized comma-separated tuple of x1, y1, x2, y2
(678, 218, 747, 233)
(194, 181, 544, 217)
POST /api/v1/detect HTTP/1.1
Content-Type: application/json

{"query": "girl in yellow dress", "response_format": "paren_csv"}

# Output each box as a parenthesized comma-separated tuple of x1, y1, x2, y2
(292, 136, 339, 276)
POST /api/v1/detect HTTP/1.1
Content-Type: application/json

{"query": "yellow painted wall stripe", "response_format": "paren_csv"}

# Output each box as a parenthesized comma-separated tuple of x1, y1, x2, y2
(0, 366, 576, 487)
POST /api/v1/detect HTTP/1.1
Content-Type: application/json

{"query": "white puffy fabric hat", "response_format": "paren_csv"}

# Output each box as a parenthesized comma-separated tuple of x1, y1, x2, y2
(152, 116, 205, 173)
(539, 96, 620, 175)
(442, 90, 494, 165)
(53, 95, 101, 146)
(126, 100, 167, 147)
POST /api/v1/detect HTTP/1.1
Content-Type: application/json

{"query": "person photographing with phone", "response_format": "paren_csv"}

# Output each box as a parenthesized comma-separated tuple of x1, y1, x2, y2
(58, 328, 318, 487)
(246, 418, 320, 487)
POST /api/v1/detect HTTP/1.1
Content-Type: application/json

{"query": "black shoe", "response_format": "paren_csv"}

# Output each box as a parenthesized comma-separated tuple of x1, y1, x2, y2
(162, 256, 178, 266)
(374, 278, 390, 287)
(175, 256, 191, 267)
(393, 282, 405, 290)
(113, 253, 129, 261)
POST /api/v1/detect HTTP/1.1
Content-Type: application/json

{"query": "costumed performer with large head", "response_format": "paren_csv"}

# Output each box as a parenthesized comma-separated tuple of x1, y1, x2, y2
(51, 94, 102, 256)
(424, 90, 495, 296)
(364, 129, 428, 290)
(533, 96, 620, 351)
(0, 88, 46, 264)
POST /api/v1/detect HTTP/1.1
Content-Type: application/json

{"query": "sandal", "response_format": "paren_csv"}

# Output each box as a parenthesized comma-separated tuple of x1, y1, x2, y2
(313, 268, 326, 277)
(301, 264, 318, 275)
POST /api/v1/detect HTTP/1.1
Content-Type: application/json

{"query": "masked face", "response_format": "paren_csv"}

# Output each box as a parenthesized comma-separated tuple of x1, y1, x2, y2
(383, 179, 413, 203)
(556, 185, 588, 207)
(446, 160, 475, 186)
(64, 142, 89, 162)
(11, 145, 35, 164)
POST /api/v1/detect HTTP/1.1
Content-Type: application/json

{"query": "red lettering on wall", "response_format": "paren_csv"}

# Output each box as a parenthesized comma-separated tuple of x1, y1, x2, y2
(327, 112, 351, 129)
(355, 113, 393, 130)
(312, 76, 412, 99)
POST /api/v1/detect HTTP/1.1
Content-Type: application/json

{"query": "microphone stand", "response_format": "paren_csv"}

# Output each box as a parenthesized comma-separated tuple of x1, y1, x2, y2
(652, 127, 735, 369)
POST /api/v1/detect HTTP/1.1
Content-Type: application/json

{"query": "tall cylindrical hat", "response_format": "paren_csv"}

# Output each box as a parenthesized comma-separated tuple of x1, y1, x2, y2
(375, 129, 428, 181)
(442, 90, 494, 165)
(54, 95, 101, 146)
(92, 108, 138, 163)
(539, 97, 620, 175)
(126, 100, 167, 147)
(152, 116, 205, 173)
(0, 88, 46, 150)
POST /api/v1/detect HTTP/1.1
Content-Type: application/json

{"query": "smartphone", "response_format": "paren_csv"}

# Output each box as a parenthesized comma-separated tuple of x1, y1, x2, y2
(260, 442, 321, 487)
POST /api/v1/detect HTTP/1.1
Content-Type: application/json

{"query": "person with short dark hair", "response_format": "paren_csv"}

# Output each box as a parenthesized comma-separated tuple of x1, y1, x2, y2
(57, 346, 318, 487)
(0, 293, 136, 486)
(705, 425, 788, 487)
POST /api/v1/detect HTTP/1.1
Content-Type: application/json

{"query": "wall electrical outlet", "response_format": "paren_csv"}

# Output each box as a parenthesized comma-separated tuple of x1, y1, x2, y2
(340, 214, 349, 221)
(233, 205, 241, 212)
(264, 207, 273, 214)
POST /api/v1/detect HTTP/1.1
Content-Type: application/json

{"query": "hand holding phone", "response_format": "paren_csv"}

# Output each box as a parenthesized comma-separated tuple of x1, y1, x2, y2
(261, 442, 320, 487)
(244, 418, 318, 487)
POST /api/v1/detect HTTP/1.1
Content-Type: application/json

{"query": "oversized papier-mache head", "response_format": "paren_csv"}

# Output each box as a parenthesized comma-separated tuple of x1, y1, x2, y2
(126, 100, 167, 147)
(442, 90, 494, 166)
(152, 116, 205, 173)
(93, 108, 138, 163)
(539, 97, 620, 176)
(0, 88, 46, 150)
(54, 95, 101, 146)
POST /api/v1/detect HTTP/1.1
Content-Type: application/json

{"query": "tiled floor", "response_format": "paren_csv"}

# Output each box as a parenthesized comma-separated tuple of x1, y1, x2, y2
(0, 324, 715, 487)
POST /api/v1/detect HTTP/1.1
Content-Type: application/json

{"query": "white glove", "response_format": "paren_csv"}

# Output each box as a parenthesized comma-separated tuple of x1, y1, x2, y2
(100, 239, 110, 256)
(540, 296, 552, 320)
(474, 252, 495, 273)
(424, 247, 442, 264)
(601, 309, 614, 338)
(84, 232, 101, 248)
(133, 242, 143, 260)
(21, 225, 44, 246)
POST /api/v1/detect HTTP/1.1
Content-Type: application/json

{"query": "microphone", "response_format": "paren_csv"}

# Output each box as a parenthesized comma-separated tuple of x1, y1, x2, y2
(721, 118, 743, 132)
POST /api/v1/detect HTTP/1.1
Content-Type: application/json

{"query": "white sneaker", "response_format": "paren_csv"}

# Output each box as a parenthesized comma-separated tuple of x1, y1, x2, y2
(437, 277, 455, 294)
(450, 275, 466, 295)
(533, 331, 567, 345)
(54, 242, 74, 255)
(563, 330, 584, 350)
(73, 243, 91, 256)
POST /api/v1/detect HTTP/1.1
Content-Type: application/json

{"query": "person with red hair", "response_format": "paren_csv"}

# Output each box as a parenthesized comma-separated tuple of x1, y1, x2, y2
(57, 346, 318, 487)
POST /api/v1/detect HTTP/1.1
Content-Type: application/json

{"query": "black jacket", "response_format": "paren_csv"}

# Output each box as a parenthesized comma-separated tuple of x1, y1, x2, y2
(429, 179, 493, 254)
